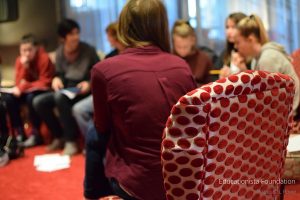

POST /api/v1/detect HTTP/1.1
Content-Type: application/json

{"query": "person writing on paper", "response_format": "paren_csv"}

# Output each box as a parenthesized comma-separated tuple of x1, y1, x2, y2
(235, 14, 300, 114)
(1, 34, 54, 145)
(33, 19, 99, 155)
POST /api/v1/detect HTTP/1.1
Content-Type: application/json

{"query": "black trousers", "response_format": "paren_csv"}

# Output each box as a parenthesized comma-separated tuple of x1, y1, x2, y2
(0, 98, 8, 148)
(33, 91, 87, 141)
(1, 91, 44, 130)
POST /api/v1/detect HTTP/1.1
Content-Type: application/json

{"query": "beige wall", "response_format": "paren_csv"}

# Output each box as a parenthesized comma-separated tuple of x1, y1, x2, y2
(0, 0, 61, 68)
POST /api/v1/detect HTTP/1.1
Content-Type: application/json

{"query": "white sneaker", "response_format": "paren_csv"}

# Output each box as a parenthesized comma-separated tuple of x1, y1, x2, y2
(62, 142, 78, 156)
(46, 138, 64, 152)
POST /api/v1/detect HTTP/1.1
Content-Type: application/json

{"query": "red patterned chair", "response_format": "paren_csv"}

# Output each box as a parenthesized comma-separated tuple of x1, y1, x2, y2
(161, 70, 295, 200)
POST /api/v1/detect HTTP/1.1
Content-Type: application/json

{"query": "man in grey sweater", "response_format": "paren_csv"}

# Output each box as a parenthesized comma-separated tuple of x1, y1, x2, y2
(33, 19, 99, 155)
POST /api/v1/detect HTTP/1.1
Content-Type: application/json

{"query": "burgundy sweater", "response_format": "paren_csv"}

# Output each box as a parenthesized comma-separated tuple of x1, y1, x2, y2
(91, 45, 196, 200)
(183, 49, 212, 86)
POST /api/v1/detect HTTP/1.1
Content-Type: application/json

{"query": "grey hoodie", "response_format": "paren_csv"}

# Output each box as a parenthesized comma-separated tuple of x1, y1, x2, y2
(251, 42, 300, 115)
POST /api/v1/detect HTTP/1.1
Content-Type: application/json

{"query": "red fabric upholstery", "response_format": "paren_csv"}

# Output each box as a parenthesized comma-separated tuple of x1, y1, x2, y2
(161, 70, 295, 200)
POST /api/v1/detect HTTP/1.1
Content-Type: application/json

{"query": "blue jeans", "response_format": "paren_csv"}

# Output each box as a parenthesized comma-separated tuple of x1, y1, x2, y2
(84, 122, 136, 200)
(72, 95, 93, 137)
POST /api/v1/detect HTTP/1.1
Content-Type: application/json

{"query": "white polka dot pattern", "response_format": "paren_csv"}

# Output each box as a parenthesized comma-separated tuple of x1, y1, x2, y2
(161, 70, 295, 200)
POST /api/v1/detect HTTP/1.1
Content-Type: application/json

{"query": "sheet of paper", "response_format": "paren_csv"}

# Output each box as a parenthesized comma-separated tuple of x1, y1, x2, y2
(34, 154, 71, 172)
(0, 87, 14, 94)
(60, 87, 81, 99)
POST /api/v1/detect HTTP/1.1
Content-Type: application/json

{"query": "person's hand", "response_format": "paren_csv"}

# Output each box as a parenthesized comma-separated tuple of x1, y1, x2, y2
(232, 52, 247, 71)
(219, 65, 230, 79)
(77, 81, 90, 94)
(52, 77, 64, 91)
(12, 87, 21, 97)
(20, 56, 30, 68)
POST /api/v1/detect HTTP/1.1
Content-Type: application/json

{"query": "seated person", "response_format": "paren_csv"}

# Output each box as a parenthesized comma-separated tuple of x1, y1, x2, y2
(33, 19, 99, 156)
(235, 14, 300, 115)
(84, 0, 196, 199)
(73, 22, 125, 138)
(172, 19, 212, 86)
(217, 12, 249, 78)
(1, 34, 54, 146)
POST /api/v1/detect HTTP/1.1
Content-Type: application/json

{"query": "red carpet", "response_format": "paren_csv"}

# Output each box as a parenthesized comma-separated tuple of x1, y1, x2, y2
(1, 146, 300, 200)
(0, 146, 84, 200)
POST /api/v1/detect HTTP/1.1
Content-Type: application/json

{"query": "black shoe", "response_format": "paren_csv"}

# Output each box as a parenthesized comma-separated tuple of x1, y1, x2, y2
(4, 136, 24, 159)
(16, 134, 27, 143)
(15, 127, 27, 143)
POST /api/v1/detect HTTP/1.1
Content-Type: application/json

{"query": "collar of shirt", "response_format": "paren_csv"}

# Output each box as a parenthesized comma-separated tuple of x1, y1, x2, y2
(122, 45, 163, 55)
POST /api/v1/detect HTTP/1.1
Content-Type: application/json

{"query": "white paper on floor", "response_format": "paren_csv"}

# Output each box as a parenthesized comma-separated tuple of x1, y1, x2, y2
(34, 153, 71, 172)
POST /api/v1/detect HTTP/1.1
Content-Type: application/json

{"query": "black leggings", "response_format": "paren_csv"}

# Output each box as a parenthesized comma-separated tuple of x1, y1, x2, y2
(0, 98, 8, 148)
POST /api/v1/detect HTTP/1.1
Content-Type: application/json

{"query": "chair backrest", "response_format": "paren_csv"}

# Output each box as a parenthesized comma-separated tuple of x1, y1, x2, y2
(161, 70, 295, 200)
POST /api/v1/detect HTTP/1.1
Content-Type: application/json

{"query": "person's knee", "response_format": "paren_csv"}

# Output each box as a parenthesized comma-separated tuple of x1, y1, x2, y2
(72, 102, 83, 117)
(33, 94, 47, 113)
(86, 125, 109, 153)
(2, 94, 16, 106)
(54, 92, 68, 106)
(25, 93, 35, 105)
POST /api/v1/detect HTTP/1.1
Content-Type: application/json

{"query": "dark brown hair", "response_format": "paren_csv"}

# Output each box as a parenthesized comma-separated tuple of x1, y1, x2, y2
(57, 18, 80, 38)
(224, 12, 247, 65)
(118, 0, 170, 52)
(21, 34, 38, 46)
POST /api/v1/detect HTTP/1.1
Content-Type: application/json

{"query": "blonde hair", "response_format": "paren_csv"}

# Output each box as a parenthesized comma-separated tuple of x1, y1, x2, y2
(118, 0, 170, 52)
(105, 22, 118, 40)
(171, 20, 197, 55)
(237, 14, 269, 45)
(172, 20, 195, 38)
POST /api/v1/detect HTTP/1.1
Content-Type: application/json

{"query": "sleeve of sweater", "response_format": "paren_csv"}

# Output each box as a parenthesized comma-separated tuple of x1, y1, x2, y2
(258, 50, 300, 115)
(257, 51, 285, 73)
(91, 65, 111, 135)
(83, 47, 100, 82)
(54, 47, 65, 80)
(17, 56, 55, 93)
(15, 58, 25, 87)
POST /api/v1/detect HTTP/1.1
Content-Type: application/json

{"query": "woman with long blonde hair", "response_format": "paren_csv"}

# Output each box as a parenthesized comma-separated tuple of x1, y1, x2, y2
(235, 14, 299, 114)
